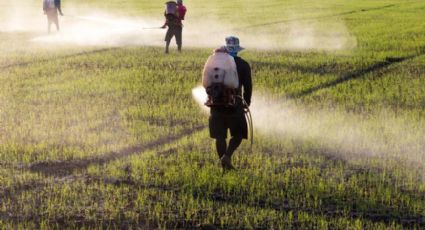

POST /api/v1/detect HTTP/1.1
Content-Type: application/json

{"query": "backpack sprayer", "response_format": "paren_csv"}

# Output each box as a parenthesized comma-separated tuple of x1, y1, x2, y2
(142, 2, 180, 30)
(202, 51, 254, 150)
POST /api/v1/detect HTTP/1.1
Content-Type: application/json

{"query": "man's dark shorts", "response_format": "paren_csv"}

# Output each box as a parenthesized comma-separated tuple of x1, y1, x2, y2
(165, 25, 182, 45)
(209, 111, 248, 139)
(46, 8, 59, 25)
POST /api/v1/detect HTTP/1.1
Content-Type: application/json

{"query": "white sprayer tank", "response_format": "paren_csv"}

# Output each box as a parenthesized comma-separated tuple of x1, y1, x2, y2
(44, 0, 55, 9)
(202, 52, 239, 89)
(165, 1, 177, 15)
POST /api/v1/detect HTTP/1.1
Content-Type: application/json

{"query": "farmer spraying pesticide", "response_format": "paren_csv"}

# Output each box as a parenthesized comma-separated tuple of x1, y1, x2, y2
(203, 36, 252, 170)
(161, 0, 187, 53)
(43, 0, 64, 33)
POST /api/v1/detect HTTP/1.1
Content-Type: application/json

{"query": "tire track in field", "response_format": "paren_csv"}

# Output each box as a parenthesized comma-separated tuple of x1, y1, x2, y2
(289, 46, 425, 98)
(28, 124, 206, 177)
(242, 4, 395, 29)
(0, 47, 122, 71)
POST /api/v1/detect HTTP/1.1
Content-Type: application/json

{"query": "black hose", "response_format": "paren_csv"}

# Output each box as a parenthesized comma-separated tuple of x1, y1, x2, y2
(236, 96, 253, 152)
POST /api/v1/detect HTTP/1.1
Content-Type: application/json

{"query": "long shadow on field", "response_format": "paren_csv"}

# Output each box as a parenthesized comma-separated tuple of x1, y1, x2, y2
(76, 163, 425, 228)
(0, 47, 121, 70)
(191, 165, 425, 228)
(242, 4, 395, 29)
(193, 189, 425, 228)
(4, 143, 425, 228)
(1, 124, 205, 202)
(29, 125, 206, 177)
(289, 48, 425, 98)
(85, 141, 425, 228)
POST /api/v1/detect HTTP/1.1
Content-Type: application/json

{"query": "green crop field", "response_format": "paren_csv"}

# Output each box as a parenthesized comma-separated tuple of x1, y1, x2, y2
(0, 0, 424, 229)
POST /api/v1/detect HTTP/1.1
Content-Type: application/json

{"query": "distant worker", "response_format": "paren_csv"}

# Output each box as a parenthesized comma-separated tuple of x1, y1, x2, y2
(202, 36, 252, 170)
(43, 0, 64, 33)
(161, 0, 187, 53)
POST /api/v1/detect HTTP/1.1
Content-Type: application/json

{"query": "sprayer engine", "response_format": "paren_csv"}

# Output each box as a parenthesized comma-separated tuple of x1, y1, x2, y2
(205, 83, 237, 107)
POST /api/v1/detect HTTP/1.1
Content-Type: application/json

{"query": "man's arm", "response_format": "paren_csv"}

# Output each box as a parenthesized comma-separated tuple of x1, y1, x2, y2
(161, 20, 168, 28)
(243, 62, 252, 106)
(161, 12, 169, 28)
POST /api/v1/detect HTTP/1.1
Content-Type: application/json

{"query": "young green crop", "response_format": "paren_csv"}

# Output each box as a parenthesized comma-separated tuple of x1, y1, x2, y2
(0, 0, 425, 228)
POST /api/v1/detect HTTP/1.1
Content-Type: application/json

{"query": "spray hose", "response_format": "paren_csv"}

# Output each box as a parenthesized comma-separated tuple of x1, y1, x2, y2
(142, 27, 163, 30)
(236, 96, 254, 152)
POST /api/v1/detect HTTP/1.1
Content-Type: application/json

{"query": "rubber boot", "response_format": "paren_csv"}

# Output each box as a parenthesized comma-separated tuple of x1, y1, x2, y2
(227, 137, 242, 158)
(165, 41, 170, 54)
(216, 138, 226, 159)
(220, 155, 235, 170)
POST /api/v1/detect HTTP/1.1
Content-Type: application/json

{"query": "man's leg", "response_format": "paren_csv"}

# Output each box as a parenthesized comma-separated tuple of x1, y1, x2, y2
(209, 114, 227, 167)
(215, 138, 227, 159)
(55, 20, 60, 31)
(219, 136, 241, 170)
(48, 20, 51, 34)
(164, 28, 173, 54)
(165, 40, 171, 54)
(49, 10, 59, 32)
(55, 15, 60, 31)
(176, 27, 182, 52)
(222, 112, 248, 170)
(226, 136, 243, 158)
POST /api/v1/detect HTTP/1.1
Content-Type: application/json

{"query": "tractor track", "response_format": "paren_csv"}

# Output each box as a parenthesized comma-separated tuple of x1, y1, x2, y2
(289, 47, 425, 98)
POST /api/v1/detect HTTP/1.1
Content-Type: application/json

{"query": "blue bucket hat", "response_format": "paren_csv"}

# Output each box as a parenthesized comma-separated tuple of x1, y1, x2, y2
(225, 36, 244, 53)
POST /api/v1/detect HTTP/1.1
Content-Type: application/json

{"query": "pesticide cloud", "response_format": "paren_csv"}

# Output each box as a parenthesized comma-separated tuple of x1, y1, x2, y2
(192, 87, 209, 113)
(281, 21, 357, 51)
(31, 14, 165, 46)
(192, 86, 425, 164)
(0, 1, 356, 50)
(250, 95, 424, 161)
